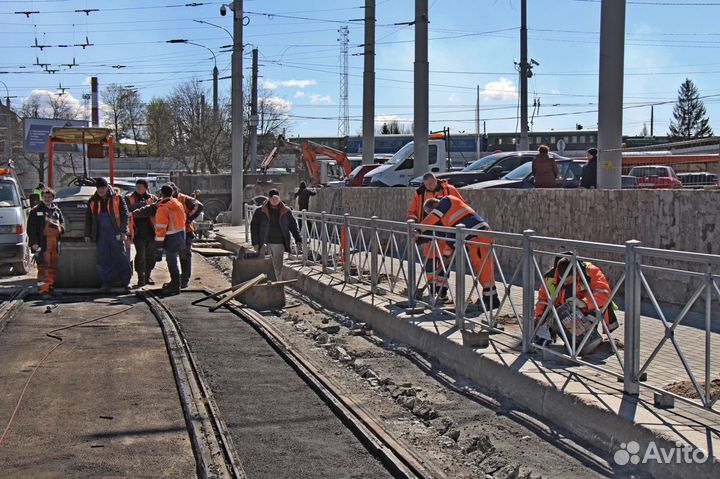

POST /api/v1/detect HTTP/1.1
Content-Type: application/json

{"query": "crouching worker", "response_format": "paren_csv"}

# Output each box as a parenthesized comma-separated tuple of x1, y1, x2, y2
(250, 189, 302, 281)
(28, 189, 64, 298)
(534, 256, 619, 355)
(420, 196, 498, 309)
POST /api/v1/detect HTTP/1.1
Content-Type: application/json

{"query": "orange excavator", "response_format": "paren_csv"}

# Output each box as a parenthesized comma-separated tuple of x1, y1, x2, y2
(260, 136, 353, 185)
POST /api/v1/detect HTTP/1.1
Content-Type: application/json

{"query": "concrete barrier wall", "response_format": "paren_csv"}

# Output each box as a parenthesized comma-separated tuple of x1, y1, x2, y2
(309, 188, 720, 306)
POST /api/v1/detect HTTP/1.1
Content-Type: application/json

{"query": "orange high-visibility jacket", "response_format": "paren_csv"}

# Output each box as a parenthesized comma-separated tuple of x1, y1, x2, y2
(126, 193, 155, 240)
(154, 197, 187, 243)
(406, 179, 464, 222)
(534, 261, 613, 325)
(420, 195, 489, 233)
(177, 193, 200, 233)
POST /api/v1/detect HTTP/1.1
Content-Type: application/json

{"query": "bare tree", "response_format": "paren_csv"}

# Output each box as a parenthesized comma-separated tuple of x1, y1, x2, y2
(243, 84, 291, 165)
(146, 98, 174, 157)
(119, 89, 145, 157)
(102, 84, 128, 144)
(49, 93, 79, 120)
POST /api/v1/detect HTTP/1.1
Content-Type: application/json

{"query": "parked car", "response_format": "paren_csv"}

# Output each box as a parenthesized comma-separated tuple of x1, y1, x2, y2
(409, 151, 564, 188)
(0, 169, 30, 274)
(621, 175, 638, 189)
(462, 158, 585, 190)
(347, 164, 380, 186)
(677, 172, 718, 189)
(627, 165, 683, 189)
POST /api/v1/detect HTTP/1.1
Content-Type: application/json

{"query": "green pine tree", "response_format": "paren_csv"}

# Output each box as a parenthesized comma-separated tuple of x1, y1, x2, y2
(668, 79, 713, 140)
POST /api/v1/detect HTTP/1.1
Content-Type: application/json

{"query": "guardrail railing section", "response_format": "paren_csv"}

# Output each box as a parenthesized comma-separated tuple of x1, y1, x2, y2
(633, 247, 720, 411)
(412, 223, 460, 310)
(371, 219, 412, 296)
(527, 247, 626, 377)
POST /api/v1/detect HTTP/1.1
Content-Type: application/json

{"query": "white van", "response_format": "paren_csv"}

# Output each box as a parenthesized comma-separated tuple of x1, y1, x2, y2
(363, 138, 450, 187)
(0, 170, 30, 274)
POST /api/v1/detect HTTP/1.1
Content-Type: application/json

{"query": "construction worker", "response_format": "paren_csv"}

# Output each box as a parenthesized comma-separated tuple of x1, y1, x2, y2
(420, 196, 498, 309)
(84, 177, 132, 292)
(125, 179, 157, 287)
(30, 182, 45, 207)
(169, 183, 203, 289)
(406, 173, 464, 301)
(153, 184, 187, 295)
(534, 256, 619, 352)
(27, 188, 64, 298)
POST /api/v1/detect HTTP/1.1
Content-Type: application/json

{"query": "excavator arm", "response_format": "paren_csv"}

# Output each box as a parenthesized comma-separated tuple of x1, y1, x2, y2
(302, 141, 354, 184)
(260, 135, 304, 172)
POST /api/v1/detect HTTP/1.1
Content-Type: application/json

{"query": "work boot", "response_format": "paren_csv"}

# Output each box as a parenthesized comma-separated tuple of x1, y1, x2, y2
(136, 274, 147, 288)
(180, 280, 190, 289)
(161, 282, 181, 296)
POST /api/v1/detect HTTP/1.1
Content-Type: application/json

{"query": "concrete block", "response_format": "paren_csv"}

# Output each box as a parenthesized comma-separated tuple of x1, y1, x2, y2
(232, 247, 273, 283)
(653, 392, 675, 409)
(462, 329, 490, 349)
(238, 282, 286, 311)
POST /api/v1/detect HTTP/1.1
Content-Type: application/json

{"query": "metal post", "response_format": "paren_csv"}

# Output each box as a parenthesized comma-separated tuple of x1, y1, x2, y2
(91, 77, 99, 127)
(362, 0, 375, 165)
(406, 220, 416, 307)
(321, 211, 328, 272)
(705, 269, 712, 407)
(412, 0, 429, 177)
(455, 226, 466, 330)
(249, 48, 259, 171)
(521, 229, 536, 353)
(3, 96, 9, 161)
(597, 0, 626, 189)
(230, 0, 245, 225)
(370, 216, 379, 294)
(519, 0, 529, 151)
(301, 210, 309, 265)
(244, 204, 249, 240)
(624, 240, 641, 395)
(343, 213, 351, 282)
(475, 85, 480, 161)
(213, 64, 219, 142)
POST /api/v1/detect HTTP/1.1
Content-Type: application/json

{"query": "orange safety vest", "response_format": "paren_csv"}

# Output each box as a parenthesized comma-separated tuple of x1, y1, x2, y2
(127, 194, 155, 240)
(177, 193, 197, 233)
(154, 197, 186, 243)
(90, 195, 122, 228)
(406, 180, 464, 222)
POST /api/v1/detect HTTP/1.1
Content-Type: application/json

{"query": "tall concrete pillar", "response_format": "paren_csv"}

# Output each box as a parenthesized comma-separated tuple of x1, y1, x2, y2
(231, 0, 244, 225)
(597, 0, 625, 189)
(519, 0, 529, 151)
(362, 0, 376, 165)
(249, 48, 259, 171)
(413, 0, 429, 177)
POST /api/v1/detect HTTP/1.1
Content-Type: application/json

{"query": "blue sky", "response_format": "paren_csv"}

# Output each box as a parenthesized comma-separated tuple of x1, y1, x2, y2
(1, 0, 720, 137)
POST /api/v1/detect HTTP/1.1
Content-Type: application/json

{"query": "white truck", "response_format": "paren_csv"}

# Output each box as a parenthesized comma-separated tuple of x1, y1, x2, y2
(0, 168, 30, 274)
(362, 137, 451, 187)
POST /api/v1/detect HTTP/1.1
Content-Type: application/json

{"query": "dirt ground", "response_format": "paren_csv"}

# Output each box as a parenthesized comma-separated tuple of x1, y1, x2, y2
(203, 255, 650, 479)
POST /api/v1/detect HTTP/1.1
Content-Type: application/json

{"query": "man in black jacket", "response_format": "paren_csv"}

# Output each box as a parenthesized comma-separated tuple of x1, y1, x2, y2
(84, 178, 132, 292)
(27, 188, 64, 298)
(250, 189, 302, 281)
(581, 148, 598, 189)
(125, 179, 158, 287)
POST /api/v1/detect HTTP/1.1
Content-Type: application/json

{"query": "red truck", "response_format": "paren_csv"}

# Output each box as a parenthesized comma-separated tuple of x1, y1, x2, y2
(628, 165, 683, 189)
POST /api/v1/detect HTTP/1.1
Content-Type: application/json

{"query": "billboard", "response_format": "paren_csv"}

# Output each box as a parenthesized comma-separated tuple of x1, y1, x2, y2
(23, 118, 89, 153)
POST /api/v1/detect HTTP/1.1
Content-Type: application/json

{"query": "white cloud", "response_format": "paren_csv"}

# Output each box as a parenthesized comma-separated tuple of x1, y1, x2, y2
(374, 114, 412, 125)
(481, 77, 518, 101)
(448, 93, 458, 103)
(263, 80, 279, 90)
(294, 91, 305, 98)
(281, 79, 317, 88)
(310, 94, 332, 105)
(261, 96, 292, 112)
(83, 76, 92, 86)
(24, 89, 84, 119)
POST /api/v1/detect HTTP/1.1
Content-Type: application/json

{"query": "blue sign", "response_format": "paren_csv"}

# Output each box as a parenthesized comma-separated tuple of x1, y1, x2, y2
(23, 118, 89, 153)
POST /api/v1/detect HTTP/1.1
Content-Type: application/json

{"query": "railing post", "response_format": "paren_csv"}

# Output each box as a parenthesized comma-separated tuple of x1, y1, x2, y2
(321, 211, 328, 272)
(301, 210, 309, 265)
(455, 225, 466, 331)
(406, 220, 416, 308)
(343, 213, 351, 282)
(521, 229, 536, 353)
(624, 240, 642, 395)
(370, 216, 379, 294)
(244, 204, 250, 242)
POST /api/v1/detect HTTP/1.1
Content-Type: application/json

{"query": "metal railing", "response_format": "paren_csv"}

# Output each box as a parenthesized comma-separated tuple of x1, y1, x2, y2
(243, 203, 720, 414)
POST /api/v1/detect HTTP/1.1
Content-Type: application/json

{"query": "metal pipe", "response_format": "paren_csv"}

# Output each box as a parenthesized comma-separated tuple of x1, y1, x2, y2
(406, 220, 416, 308)
(521, 230, 535, 353)
(455, 226, 466, 330)
(623, 240, 641, 395)
(362, 0, 376, 165)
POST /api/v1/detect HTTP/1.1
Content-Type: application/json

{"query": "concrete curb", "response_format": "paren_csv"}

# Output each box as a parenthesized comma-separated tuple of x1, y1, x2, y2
(284, 266, 719, 479)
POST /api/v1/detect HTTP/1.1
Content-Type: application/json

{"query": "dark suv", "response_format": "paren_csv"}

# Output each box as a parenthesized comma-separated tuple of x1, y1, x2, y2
(409, 151, 565, 187)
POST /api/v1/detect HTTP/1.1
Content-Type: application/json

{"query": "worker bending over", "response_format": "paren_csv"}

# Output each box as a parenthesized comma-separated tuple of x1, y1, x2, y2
(28, 188, 64, 298)
(534, 256, 619, 355)
(406, 173, 464, 300)
(84, 178, 132, 292)
(421, 196, 498, 309)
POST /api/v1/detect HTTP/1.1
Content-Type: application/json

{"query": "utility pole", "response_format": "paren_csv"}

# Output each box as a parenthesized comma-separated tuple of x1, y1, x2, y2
(475, 85, 480, 160)
(413, 0, 429, 177)
(213, 63, 219, 145)
(337, 26, 350, 140)
(597, 0, 626, 189)
(230, 0, 244, 225)
(362, 0, 375, 165)
(650, 105, 654, 137)
(249, 48, 259, 171)
(519, 0, 529, 151)
(91, 77, 99, 127)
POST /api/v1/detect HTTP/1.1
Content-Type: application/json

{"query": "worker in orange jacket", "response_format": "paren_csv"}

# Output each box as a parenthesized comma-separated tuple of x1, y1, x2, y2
(169, 182, 203, 289)
(420, 195, 498, 309)
(406, 173, 464, 300)
(153, 184, 187, 295)
(125, 179, 157, 287)
(534, 257, 619, 349)
(27, 188, 65, 299)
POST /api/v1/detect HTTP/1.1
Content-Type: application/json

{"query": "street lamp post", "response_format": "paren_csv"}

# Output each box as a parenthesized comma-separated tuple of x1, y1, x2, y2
(167, 39, 219, 167)
(229, 0, 244, 226)
(0, 81, 11, 162)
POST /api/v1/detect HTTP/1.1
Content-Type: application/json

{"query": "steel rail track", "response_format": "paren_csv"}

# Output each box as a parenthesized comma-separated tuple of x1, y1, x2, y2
(0, 288, 29, 335)
(141, 291, 247, 479)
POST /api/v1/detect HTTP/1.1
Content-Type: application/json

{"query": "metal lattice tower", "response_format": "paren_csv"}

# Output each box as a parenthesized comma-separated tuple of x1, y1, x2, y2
(337, 26, 349, 138)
